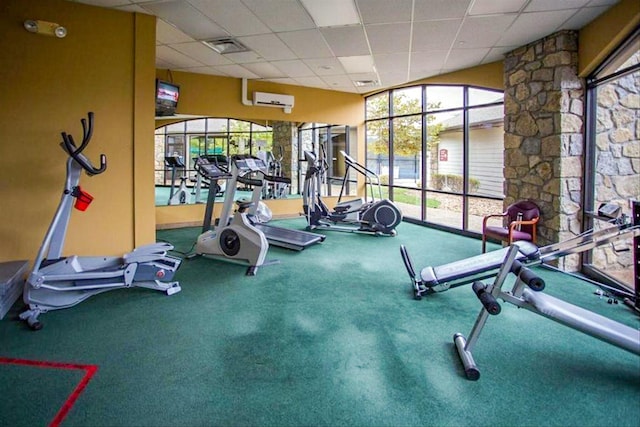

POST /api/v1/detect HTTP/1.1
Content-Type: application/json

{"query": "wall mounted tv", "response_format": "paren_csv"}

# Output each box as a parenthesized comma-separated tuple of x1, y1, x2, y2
(155, 80, 180, 117)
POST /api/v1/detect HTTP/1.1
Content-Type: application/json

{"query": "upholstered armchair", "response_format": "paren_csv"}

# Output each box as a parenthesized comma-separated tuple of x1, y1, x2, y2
(481, 200, 540, 253)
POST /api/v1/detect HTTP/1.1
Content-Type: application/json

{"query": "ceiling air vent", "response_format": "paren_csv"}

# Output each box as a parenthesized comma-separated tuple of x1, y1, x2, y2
(202, 37, 250, 54)
(354, 80, 380, 87)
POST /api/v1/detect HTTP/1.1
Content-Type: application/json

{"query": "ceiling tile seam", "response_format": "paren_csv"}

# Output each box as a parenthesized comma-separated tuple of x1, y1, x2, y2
(354, 0, 380, 88)
(406, 0, 415, 84)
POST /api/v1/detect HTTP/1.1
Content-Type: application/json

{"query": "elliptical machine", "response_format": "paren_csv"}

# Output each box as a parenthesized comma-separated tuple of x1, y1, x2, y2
(302, 146, 402, 236)
(20, 113, 182, 330)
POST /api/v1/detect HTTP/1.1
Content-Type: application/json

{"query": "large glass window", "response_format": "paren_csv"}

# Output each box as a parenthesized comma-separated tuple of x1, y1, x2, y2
(365, 85, 504, 234)
(585, 30, 640, 291)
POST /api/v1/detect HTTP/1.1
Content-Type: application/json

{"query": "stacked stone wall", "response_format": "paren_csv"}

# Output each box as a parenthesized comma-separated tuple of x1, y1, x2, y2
(504, 30, 585, 270)
(272, 121, 296, 191)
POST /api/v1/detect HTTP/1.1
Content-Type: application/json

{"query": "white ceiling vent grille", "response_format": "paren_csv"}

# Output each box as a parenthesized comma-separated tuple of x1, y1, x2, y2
(354, 80, 380, 87)
(202, 37, 250, 54)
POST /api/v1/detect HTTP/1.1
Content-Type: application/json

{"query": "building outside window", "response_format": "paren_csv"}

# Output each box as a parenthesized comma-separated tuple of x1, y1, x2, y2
(365, 84, 504, 234)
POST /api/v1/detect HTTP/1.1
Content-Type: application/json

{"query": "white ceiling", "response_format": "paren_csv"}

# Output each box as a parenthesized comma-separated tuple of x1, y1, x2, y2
(70, 0, 619, 94)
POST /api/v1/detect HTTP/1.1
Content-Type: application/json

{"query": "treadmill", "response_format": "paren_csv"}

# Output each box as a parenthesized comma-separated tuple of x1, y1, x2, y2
(232, 155, 326, 251)
(200, 155, 325, 251)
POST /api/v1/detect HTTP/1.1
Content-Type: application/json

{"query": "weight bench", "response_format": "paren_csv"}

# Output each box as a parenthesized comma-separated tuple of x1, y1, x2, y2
(401, 221, 640, 300)
(453, 245, 640, 380)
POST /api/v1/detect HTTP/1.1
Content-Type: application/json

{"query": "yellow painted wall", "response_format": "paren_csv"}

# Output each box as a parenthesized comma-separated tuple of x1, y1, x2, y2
(578, 0, 640, 76)
(388, 61, 505, 91)
(0, 0, 156, 262)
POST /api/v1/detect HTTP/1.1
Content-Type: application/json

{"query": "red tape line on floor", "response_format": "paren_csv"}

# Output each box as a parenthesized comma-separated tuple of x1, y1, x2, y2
(0, 357, 98, 427)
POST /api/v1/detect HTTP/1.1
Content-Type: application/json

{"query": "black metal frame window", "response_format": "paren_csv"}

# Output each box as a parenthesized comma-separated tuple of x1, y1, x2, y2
(583, 27, 640, 291)
(365, 84, 504, 235)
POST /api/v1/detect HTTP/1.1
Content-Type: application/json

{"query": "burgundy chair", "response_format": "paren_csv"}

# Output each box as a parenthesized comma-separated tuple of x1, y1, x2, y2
(481, 200, 540, 253)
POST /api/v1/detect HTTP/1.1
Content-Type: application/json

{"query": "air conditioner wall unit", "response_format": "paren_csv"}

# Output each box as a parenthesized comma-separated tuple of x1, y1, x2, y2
(253, 91, 294, 112)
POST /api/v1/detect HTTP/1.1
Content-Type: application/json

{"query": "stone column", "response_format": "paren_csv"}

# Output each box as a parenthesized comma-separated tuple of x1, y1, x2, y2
(503, 30, 585, 270)
(271, 120, 296, 190)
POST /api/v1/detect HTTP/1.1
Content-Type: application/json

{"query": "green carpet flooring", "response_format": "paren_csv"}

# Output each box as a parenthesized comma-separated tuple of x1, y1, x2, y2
(1, 219, 639, 426)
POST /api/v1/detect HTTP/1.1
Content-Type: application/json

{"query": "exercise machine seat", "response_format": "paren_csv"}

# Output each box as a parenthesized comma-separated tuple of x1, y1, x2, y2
(482, 200, 540, 253)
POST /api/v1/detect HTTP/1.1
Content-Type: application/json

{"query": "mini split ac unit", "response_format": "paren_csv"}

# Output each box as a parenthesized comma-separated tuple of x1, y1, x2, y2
(253, 92, 294, 113)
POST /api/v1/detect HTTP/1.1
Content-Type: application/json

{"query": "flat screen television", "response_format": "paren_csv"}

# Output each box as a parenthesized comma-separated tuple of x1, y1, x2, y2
(155, 79, 180, 117)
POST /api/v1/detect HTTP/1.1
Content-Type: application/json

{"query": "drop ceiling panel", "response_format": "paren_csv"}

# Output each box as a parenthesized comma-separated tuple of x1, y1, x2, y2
(178, 66, 230, 76)
(482, 46, 519, 63)
(413, 0, 472, 21)
(211, 64, 260, 79)
(367, 23, 411, 55)
(221, 50, 266, 64)
(241, 0, 316, 32)
(156, 19, 194, 45)
(173, 41, 233, 66)
(320, 26, 370, 57)
(455, 15, 518, 48)
(189, 0, 271, 36)
(156, 45, 204, 68)
(242, 62, 285, 78)
(238, 33, 297, 61)
(444, 48, 491, 69)
(294, 76, 331, 89)
(468, 0, 528, 15)
(373, 53, 410, 77)
(322, 74, 355, 88)
(142, 1, 228, 40)
(303, 58, 346, 75)
(410, 50, 449, 71)
(356, 0, 413, 24)
(277, 29, 334, 59)
(497, 10, 576, 47)
(525, 0, 590, 12)
(272, 60, 315, 78)
(412, 20, 462, 52)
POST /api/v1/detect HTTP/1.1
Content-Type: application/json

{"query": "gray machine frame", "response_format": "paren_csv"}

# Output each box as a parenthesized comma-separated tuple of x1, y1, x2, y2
(401, 212, 640, 300)
(20, 113, 181, 330)
(453, 244, 640, 381)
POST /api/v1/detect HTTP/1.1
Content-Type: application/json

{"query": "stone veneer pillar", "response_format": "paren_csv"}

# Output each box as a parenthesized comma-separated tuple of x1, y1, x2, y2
(271, 120, 296, 188)
(503, 30, 585, 270)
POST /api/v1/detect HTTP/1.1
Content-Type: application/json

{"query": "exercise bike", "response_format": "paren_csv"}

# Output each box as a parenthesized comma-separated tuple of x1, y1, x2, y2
(302, 147, 402, 236)
(192, 155, 273, 276)
(165, 155, 189, 205)
(20, 113, 182, 330)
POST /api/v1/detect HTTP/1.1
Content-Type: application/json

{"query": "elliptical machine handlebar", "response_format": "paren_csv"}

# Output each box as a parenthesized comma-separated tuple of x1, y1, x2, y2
(60, 112, 107, 176)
